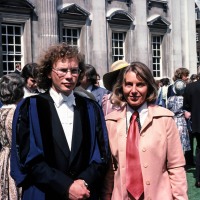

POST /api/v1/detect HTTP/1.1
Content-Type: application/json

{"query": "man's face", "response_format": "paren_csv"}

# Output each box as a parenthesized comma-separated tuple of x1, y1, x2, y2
(48, 58, 80, 96)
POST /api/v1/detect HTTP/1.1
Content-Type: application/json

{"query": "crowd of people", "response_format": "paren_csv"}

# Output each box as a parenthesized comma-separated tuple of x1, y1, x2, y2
(0, 42, 200, 200)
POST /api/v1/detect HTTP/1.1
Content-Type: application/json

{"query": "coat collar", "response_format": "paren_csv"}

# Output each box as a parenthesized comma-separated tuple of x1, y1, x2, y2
(105, 103, 174, 132)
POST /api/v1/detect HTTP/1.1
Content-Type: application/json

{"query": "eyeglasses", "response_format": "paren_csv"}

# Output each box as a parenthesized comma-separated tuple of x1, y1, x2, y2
(52, 67, 81, 77)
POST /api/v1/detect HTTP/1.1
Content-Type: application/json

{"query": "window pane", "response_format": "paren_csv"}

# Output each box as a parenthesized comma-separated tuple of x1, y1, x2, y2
(1, 24, 22, 74)
(15, 36, 21, 44)
(73, 30, 77, 37)
(15, 55, 21, 61)
(152, 35, 162, 78)
(2, 45, 7, 52)
(119, 34, 123, 40)
(8, 62, 14, 71)
(8, 26, 13, 34)
(67, 38, 72, 44)
(61, 28, 79, 47)
(15, 27, 21, 35)
(8, 36, 13, 44)
(15, 46, 21, 53)
(2, 35, 6, 43)
(8, 45, 14, 53)
(112, 32, 125, 62)
(119, 41, 123, 47)
(2, 26, 6, 34)
(67, 29, 71, 36)
(3, 55, 7, 61)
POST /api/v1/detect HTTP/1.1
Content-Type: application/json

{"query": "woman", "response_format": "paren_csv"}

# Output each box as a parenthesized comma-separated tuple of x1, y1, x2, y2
(102, 62, 188, 200)
(21, 62, 39, 97)
(79, 64, 109, 106)
(167, 67, 189, 99)
(102, 60, 128, 115)
(167, 80, 190, 152)
(0, 73, 25, 200)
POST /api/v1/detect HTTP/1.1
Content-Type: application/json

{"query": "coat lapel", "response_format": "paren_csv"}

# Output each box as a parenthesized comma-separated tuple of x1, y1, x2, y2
(140, 104, 174, 134)
(39, 93, 70, 159)
(69, 104, 83, 165)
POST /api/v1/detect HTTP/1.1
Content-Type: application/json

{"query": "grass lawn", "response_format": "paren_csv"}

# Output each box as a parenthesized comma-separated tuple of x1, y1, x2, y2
(187, 166, 200, 200)
(186, 139, 200, 200)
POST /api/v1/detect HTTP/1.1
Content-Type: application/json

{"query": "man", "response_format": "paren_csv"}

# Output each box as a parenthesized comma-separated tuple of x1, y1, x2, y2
(79, 64, 110, 106)
(183, 73, 200, 187)
(14, 63, 22, 74)
(11, 43, 109, 200)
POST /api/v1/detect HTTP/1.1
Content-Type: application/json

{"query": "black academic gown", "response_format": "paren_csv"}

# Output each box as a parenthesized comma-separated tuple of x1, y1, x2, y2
(11, 92, 109, 200)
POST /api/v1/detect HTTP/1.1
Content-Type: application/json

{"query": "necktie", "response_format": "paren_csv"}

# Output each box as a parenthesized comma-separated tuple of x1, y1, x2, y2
(126, 111, 144, 200)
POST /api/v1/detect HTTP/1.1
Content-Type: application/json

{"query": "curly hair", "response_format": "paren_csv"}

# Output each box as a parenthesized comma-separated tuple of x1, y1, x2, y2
(36, 42, 85, 90)
(173, 67, 189, 81)
(111, 61, 158, 107)
(0, 73, 25, 104)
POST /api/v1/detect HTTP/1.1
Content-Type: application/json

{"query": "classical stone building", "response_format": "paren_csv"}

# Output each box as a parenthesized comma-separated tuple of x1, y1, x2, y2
(0, 0, 197, 81)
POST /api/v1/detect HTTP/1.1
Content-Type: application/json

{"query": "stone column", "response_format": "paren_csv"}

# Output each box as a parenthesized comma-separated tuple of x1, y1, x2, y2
(37, 0, 58, 54)
(170, 0, 182, 73)
(183, 0, 197, 74)
(133, 0, 149, 65)
(91, 0, 107, 77)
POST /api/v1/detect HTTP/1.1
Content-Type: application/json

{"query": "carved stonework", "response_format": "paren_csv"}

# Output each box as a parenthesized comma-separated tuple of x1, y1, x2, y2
(147, 15, 170, 33)
(58, 3, 89, 20)
(147, 0, 168, 12)
(107, 0, 131, 7)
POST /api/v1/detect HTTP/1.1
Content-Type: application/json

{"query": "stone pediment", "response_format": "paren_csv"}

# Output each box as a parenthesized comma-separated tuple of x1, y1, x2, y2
(0, 0, 34, 12)
(147, 14, 170, 32)
(107, 8, 134, 23)
(147, 0, 168, 12)
(107, 8, 134, 31)
(58, 3, 90, 20)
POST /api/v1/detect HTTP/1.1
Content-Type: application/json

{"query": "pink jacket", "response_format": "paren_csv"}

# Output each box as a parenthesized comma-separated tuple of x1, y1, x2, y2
(102, 104, 188, 200)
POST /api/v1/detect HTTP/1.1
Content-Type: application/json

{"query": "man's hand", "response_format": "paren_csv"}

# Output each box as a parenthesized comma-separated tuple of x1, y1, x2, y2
(68, 179, 90, 200)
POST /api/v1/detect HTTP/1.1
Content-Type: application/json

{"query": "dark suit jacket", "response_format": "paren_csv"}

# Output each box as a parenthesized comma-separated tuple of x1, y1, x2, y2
(11, 92, 109, 200)
(91, 85, 110, 106)
(183, 80, 200, 133)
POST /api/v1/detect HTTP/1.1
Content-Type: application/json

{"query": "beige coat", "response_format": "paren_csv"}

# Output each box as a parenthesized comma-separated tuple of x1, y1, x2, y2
(102, 104, 188, 200)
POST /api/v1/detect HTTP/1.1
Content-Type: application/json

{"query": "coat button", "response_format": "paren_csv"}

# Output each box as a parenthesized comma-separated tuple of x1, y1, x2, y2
(142, 148, 146, 152)
(144, 163, 148, 168)
(146, 181, 150, 185)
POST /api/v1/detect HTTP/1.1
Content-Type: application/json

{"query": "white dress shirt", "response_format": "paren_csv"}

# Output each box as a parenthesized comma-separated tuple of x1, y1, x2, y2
(126, 102, 148, 131)
(49, 88, 76, 150)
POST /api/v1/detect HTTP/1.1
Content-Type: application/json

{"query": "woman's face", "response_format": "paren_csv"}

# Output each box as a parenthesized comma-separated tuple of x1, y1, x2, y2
(26, 77, 37, 91)
(181, 74, 189, 83)
(122, 71, 148, 110)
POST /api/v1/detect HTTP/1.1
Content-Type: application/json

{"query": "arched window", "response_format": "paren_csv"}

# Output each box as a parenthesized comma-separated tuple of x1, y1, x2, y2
(106, 9, 134, 62)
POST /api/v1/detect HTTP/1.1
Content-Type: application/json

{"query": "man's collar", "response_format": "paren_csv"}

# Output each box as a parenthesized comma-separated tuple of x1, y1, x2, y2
(86, 85, 93, 92)
(49, 88, 76, 107)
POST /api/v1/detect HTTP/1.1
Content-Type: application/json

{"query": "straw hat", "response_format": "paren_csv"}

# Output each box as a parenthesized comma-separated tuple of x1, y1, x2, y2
(103, 60, 128, 91)
(172, 79, 186, 95)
